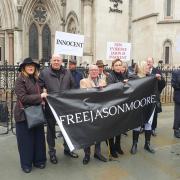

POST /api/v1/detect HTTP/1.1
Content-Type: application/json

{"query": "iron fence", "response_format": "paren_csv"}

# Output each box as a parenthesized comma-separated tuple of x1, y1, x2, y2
(0, 64, 176, 135)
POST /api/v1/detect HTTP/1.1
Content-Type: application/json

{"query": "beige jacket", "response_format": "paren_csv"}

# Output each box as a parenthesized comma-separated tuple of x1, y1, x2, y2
(80, 76, 107, 88)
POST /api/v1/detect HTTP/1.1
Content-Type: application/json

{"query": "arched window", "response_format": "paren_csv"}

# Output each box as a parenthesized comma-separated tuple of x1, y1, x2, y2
(42, 24, 51, 61)
(165, 0, 173, 17)
(29, 23, 38, 59)
(163, 40, 172, 64)
(67, 18, 77, 34)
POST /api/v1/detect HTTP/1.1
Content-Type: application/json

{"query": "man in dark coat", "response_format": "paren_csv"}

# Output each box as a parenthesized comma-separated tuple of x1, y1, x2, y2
(147, 57, 166, 136)
(171, 69, 180, 138)
(39, 54, 78, 164)
(68, 59, 83, 88)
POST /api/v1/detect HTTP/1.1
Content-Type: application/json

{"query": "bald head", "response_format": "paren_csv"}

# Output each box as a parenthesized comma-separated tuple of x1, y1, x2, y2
(50, 54, 63, 70)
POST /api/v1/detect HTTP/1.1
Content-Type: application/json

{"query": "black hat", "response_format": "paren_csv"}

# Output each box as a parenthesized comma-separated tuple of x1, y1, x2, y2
(69, 59, 77, 64)
(18, 57, 40, 72)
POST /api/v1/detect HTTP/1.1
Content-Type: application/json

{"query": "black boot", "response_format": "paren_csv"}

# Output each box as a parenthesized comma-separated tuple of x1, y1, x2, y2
(130, 131, 140, 154)
(144, 130, 155, 153)
(108, 138, 118, 158)
(115, 135, 124, 155)
(83, 154, 90, 165)
(48, 149, 58, 164)
(174, 129, 180, 138)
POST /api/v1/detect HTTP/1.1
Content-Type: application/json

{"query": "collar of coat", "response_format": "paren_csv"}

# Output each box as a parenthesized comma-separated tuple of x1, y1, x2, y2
(49, 66, 66, 77)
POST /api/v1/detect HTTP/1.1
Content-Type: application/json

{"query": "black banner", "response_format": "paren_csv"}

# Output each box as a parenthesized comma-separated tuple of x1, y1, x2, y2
(47, 76, 158, 151)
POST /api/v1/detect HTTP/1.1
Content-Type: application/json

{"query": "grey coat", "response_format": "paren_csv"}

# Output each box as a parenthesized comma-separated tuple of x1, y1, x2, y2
(39, 66, 75, 93)
(38, 66, 75, 119)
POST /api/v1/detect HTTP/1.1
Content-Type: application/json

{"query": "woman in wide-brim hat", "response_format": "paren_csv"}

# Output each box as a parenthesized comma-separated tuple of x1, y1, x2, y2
(18, 57, 40, 72)
(14, 57, 47, 173)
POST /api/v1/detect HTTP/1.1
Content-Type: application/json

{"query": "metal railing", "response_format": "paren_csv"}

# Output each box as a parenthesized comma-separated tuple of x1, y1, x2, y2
(0, 63, 176, 135)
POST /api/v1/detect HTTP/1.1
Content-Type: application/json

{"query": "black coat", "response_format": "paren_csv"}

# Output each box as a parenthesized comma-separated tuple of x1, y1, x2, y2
(107, 71, 124, 84)
(14, 74, 42, 122)
(38, 66, 76, 119)
(171, 70, 180, 104)
(151, 67, 166, 93)
(39, 66, 75, 93)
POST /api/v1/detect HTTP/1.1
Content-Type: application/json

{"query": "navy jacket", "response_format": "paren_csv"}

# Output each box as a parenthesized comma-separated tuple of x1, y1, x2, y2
(70, 70, 83, 88)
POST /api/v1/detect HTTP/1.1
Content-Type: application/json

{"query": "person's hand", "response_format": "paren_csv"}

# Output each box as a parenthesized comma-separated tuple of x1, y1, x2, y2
(123, 79, 129, 83)
(156, 74, 161, 80)
(41, 92, 48, 98)
(98, 80, 106, 88)
(43, 88, 47, 93)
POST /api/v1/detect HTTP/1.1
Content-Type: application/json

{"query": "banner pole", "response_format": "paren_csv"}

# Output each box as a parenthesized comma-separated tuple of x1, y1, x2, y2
(67, 55, 70, 68)
(47, 100, 75, 152)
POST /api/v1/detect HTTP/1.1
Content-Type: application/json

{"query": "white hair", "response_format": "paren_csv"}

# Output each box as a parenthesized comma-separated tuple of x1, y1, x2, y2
(89, 64, 98, 70)
(51, 54, 63, 61)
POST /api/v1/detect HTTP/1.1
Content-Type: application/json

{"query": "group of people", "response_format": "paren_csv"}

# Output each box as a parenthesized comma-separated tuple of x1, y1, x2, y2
(14, 54, 167, 173)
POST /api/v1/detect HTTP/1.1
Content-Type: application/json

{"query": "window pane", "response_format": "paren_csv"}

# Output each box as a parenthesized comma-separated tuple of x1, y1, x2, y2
(166, 0, 171, 16)
(165, 46, 169, 64)
(29, 23, 38, 59)
(42, 24, 51, 62)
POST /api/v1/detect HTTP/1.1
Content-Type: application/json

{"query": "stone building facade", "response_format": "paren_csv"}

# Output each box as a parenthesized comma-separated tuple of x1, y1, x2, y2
(0, 0, 180, 66)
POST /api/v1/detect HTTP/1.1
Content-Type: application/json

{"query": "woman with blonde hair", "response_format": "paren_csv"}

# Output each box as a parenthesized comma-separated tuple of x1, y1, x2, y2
(130, 61, 155, 154)
(14, 57, 47, 173)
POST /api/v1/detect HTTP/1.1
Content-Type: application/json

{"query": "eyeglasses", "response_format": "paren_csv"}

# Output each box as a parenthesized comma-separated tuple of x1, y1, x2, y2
(89, 69, 98, 71)
(114, 64, 122, 67)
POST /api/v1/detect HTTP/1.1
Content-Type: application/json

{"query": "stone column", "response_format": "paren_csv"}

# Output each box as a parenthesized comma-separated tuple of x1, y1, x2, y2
(14, 30, 22, 64)
(0, 31, 5, 64)
(83, 0, 93, 59)
(61, 0, 66, 32)
(39, 33, 42, 61)
(7, 30, 14, 65)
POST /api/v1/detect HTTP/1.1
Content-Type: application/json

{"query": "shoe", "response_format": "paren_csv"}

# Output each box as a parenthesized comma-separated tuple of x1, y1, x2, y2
(152, 130, 157, 137)
(49, 150, 58, 164)
(83, 155, 90, 165)
(50, 154, 58, 164)
(64, 151, 79, 158)
(140, 128, 144, 134)
(174, 129, 180, 138)
(110, 151, 118, 158)
(34, 163, 46, 169)
(22, 167, 32, 173)
(130, 143, 137, 154)
(94, 153, 107, 162)
(116, 147, 124, 155)
(144, 143, 155, 153)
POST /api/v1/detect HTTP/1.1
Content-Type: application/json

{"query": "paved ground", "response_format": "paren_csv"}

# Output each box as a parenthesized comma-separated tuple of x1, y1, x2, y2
(0, 105, 179, 180)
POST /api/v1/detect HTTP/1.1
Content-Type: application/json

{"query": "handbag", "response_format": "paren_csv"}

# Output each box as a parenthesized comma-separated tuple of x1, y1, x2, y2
(24, 104, 46, 129)
(19, 84, 46, 129)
